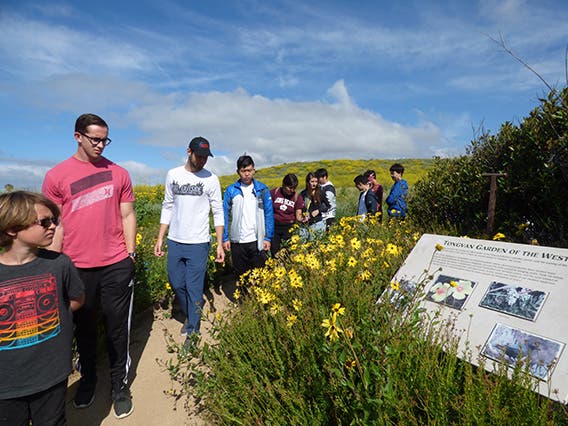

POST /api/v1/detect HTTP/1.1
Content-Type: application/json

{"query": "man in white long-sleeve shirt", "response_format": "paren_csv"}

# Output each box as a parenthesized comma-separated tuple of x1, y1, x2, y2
(154, 137, 224, 347)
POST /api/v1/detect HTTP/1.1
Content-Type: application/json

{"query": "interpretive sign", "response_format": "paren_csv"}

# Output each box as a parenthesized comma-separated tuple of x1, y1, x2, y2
(388, 234, 568, 403)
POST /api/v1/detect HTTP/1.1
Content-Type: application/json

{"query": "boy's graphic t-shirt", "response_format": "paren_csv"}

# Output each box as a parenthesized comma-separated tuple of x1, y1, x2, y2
(0, 250, 84, 399)
(0, 273, 60, 350)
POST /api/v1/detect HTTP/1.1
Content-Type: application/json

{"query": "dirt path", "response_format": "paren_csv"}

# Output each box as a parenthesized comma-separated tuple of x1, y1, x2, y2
(66, 280, 236, 426)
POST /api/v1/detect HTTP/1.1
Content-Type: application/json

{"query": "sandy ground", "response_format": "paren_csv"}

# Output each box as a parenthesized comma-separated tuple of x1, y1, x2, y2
(66, 279, 236, 426)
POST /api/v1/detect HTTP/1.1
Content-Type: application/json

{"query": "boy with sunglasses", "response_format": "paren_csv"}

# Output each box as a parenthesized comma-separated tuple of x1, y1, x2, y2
(0, 191, 84, 425)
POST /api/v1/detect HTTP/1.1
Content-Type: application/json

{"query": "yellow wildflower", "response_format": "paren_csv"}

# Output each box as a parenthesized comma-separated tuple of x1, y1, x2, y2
(347, 256, 357, 267)
(330, 234, 345, 247)
(289, 269, 303, 288)
(286, 314, 297, 328)
(274, 266, 286, 279)
(390, 281, 400, 291)
(269, 303, 281, 316)
(233, 288, 241, 300)
(256, 288, 275, 304)
(385, 243, 402, 256)
(383, 261, 390, 269)
(344, 327, 354, 339)
(449, 280, 458, 287)
(292, 253, 305, 264)
(331, 303, 346, 316)
(292, 299, 303, 312)
(345, 360, 356, 370)
(435, 243, 444, 251)
(357, 270, 371, 281)
(321, 317, 343, 341)
(350, 238, 361, 250)
(325, 259, 337, 272)
(518, 222, 528, 231)
(290, 234, 300, 244)
(492, 232, 506, 241)
(305, 253, 321, 270)
(136, 233, 143, 245)
(165, 282, 172, 291)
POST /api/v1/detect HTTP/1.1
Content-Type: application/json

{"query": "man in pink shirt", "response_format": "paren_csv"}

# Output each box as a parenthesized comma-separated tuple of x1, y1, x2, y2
(42, 113, 137, 419)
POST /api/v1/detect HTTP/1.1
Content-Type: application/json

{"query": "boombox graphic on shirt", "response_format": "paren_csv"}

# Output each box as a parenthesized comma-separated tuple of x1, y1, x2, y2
(0, 273, 61, 351)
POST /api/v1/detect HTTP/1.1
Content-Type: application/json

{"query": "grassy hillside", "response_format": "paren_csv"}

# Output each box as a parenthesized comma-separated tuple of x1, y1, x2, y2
(219, 158, 434, 190)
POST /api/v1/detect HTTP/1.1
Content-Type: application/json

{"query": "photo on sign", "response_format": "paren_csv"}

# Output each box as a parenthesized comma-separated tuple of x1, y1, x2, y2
(426, 274, 475, 310)
(387, 278, 418, 307)
(481, 323, 564, 381)
(479, 282, 547, 321)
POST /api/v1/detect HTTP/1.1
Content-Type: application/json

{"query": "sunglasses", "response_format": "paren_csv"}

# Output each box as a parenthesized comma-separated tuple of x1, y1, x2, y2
(33, 217, 60, 229)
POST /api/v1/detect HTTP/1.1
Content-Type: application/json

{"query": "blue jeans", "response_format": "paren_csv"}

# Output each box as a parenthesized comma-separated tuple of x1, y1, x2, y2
(299, 220, 326, 242)
(166, 239, 210, 335)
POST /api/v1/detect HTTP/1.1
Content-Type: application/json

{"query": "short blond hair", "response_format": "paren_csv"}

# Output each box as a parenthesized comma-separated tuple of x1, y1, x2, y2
(0, 191, 59, 248)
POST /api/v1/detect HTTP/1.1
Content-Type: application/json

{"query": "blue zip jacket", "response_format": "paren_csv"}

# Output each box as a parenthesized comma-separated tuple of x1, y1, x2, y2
(223, 179, 275, 249)
(386, 179, 408, 218)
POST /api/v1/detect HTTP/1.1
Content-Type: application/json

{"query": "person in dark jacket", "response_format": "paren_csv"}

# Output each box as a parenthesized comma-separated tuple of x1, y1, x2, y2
(354, 174, 378, 217)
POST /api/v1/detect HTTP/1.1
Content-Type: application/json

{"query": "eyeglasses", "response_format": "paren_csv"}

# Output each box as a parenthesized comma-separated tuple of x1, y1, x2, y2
(79, 132, 112, 147)
(33, 217, 60, 229)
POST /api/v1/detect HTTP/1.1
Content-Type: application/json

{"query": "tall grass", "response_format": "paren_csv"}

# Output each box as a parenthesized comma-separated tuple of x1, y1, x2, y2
(163, 217, 567, 424)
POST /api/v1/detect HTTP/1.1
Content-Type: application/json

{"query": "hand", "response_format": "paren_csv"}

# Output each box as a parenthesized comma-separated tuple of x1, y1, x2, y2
(154, 238, 165, 257)
(215, 244, 225, 263)
(311, 209, 319, 217)
(263, 240, 271, 252)
(222, 241, 231, 252)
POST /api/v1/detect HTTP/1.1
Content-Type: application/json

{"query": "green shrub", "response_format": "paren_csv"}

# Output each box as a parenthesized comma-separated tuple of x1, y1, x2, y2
(410, 88, 568, 247)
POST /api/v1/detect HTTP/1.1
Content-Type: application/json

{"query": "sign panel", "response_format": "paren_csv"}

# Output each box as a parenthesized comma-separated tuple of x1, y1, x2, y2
(389, 234, 568, 402)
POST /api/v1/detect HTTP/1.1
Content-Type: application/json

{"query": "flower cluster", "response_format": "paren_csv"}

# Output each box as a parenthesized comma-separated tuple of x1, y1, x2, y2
(234, 214, 415, 336)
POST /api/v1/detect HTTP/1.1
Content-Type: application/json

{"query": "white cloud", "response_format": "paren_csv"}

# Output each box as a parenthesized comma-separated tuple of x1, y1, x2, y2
(0, 163, 51, 191)
(118, 161, 166, 186)
(0, 13, 157, 80)
(127, 81, 442, 168)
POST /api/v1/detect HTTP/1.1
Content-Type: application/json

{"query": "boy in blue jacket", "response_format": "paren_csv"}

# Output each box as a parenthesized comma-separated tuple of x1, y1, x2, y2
(223, 155, 274, 277)
(386, 163, 409, 219)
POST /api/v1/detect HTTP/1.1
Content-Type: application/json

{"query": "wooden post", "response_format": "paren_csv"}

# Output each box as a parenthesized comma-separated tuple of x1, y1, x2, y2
(482, 173, 507, 236)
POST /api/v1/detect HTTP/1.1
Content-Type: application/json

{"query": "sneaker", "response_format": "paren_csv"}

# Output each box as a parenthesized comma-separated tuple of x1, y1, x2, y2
(73, 378, 96, 409)
(180, 319, 188, 337)
(112, 386, 134, 419)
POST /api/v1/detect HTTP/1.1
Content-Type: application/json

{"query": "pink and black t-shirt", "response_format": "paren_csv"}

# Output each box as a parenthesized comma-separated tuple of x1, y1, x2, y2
(42, 156, 135, 268)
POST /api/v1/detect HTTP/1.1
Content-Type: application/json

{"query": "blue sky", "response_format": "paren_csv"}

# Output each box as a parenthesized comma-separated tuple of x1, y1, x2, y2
(1, 0, 567, 189)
